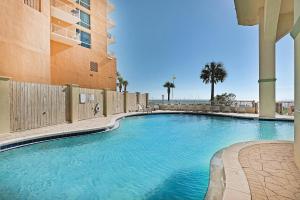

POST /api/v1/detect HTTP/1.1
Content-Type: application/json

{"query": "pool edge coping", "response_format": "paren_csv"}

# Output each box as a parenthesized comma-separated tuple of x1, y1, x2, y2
(0, 111, 294, 151)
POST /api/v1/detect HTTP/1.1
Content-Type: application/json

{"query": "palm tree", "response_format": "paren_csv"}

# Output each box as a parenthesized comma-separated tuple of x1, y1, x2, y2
(200, 62, 227, 104)
(163, 81, 175, 101)
(117, 77, 124, 92)
(123, 80, 128, 92)
(116, 71, 121, 78)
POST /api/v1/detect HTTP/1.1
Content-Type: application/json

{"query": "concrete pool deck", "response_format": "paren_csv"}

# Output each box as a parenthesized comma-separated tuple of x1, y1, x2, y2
(0, 111, 298, 199)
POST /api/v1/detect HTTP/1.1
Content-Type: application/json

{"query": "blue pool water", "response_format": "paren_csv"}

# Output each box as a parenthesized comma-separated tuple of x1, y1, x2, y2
(0, 114, 294, 200)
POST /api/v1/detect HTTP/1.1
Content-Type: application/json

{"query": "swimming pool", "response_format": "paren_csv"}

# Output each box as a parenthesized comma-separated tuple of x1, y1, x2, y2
(0, 114, 294, 200)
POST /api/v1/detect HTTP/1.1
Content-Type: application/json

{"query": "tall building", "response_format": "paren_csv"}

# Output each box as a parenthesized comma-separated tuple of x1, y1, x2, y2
(0, 0, 117, 90)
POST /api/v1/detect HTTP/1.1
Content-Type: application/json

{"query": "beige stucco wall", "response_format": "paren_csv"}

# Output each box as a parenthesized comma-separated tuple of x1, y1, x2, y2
(0, 0, 51, 84)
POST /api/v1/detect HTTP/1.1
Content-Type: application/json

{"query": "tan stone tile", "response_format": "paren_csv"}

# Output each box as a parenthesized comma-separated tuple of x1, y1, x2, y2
(265, 183, 285, 192)
(251, 161, 263, 171)
(265, 188, 277, 197)
(268, 196, 280, 200)
(263, 161, 283, 170)
(275, 189, 296, 199)
(256, 170, 272, 177)
(276, 196, 295, 200)
(283, 184, 300, 193)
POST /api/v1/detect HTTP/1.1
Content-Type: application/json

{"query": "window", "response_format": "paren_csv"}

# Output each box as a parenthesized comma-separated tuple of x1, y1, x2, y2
(78, 10, 91, 29)
(76, 0, 90, 10)
(76, 29, 91, 48)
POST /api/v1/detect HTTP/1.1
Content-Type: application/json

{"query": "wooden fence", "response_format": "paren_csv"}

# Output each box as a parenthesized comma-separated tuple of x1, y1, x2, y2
(78, 88, 104, 121)
(139, 93, 147, 108)
(10, 81, 69, 132)
(127, 93, 138, 112)
(104, 91, 124, 115)
(7, 80, 149, 132)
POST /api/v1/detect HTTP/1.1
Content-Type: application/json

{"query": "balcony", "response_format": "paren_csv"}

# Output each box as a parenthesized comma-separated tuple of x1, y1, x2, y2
(51, 0, 80, 25)
(107, 1, 115, 13)
(51, 24, 81, 46)
(107, 33, 116, 45)
(107, 51, 116, 59)
(107, 18, 115, 29)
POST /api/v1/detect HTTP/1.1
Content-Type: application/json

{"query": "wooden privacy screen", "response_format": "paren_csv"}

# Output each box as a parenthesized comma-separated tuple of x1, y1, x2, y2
(10, 81, 69, 132)
(78, 88, 104, 120)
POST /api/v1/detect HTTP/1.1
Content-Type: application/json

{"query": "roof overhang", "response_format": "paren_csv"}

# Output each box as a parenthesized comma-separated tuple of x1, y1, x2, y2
(234, 0, 294, 26)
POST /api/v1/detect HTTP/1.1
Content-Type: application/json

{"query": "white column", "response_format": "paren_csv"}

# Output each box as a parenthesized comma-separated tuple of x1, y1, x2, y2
(258, 8, 277, 118)
(292, 0, 300, 168)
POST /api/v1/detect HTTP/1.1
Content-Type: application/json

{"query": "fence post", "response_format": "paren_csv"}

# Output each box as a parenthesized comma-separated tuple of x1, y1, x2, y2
(0, 77, 10, 134)
(146, 93, 149, 107)
(103, 89, 111, 117)
(124, 92, 128, 113)
(279, 103, 283, 114)
(69, 84, 79, 123)
(136, 92, 140, 105)
(254, 102, 259, 114)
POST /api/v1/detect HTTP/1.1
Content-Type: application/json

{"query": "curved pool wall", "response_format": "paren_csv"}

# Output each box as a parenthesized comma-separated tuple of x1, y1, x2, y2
(0, 113, 294, 200)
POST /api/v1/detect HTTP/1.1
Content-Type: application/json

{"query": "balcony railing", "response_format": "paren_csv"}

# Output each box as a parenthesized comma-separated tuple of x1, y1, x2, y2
(24, 0, 41, 11)
(51, 0, 79, 18)
(76, 0, 90, 10)
(108, 37, 115, 45)
(107, 51, 115, 59)
(107, 1, 115, 13)
(276, 101, 295, 116)
(107, 18, 115, 29)
(51, 24, 80, 41)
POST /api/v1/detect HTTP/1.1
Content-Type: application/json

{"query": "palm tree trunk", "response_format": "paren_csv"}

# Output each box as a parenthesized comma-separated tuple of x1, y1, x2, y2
(167, 88, 170, 101)
(211, 82, 215, 105)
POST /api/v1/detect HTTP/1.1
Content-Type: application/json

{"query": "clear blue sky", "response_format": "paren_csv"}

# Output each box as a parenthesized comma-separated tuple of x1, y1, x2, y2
(109, 0, 294, 101)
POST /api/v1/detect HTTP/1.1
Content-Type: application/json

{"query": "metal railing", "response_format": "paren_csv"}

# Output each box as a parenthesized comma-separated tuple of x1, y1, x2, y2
(107, 33, 115, 44)
(51, 0, 79, 18)
(24, 0, 41, 11)
(276, 101, 294, 115)
(231, 100, 256, 108)
(77, 21, 91, 29)
(76, 0, 90, 10)
(107, 51, 115, 59)
(107, 18, 116, 29)
(107, 1, 115, 13)
(51, 24, 80, 41)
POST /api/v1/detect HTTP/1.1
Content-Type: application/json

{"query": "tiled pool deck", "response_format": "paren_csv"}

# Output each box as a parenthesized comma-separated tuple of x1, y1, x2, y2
(0, 111, 298, 200)
(239, 143, 300, 200)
